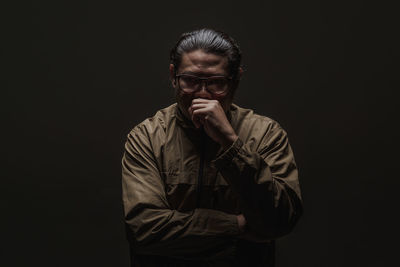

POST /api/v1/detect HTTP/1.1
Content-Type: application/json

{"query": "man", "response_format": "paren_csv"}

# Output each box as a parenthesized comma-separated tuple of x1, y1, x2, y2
(122, 28, 303, 266)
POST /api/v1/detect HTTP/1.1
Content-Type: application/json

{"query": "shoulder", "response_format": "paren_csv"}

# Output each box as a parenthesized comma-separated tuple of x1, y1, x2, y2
(127, 103, 176, 139)
(230, 103, 284, 136)
(124, 104, 176, 157)
(230, 103, 291, 153)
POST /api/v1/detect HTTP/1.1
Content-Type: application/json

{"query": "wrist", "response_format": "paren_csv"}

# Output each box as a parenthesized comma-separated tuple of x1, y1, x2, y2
(236, 214, 247, 233)
(221, 134, 238, 150)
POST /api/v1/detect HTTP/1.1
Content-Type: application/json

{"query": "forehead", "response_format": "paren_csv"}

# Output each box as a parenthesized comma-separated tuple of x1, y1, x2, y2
(178, 50, 229, 75)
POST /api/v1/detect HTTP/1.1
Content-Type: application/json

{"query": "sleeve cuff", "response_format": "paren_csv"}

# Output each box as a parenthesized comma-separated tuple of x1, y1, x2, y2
(226, 213, 241, 236)
(213, 137, 244, 169)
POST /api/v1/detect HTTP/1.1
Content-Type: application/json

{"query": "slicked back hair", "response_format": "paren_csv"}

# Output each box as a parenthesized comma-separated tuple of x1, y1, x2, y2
(170, 28, 242, 82)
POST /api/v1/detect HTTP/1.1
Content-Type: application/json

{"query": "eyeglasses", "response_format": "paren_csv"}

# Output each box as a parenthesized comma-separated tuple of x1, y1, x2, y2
(175, 73, 232, 95)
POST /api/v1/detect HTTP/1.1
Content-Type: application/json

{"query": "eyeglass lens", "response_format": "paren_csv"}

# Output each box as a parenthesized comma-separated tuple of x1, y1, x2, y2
(179, 75, 228, 94)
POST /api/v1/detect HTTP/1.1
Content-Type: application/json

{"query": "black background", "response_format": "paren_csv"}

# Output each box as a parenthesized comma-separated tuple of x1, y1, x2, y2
(3, 1, 399, 266)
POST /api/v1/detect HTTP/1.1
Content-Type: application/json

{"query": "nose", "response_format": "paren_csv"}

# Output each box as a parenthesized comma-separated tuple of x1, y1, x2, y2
(193, 81, 212, 99)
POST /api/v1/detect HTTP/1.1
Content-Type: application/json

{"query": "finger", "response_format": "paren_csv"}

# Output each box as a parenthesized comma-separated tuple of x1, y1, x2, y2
(191, 112, 203, 128)
(191, 107, 210, 121)
(193, 118, 202, 129)
(192, 107, 212, 116)
(192, 109, 216, 129)
(190, 103, 209, 110)
(188, 104, 209, 117)
(192, 99, 222, 113)
(192, 98, 215, 104)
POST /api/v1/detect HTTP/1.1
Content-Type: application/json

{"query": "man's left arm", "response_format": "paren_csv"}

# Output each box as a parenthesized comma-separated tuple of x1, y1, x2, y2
(190, 99, 303, 239)
(213, 126, 303, 240)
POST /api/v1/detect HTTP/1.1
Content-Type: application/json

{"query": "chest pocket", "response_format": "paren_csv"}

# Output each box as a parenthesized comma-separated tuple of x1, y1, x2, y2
(162, 171, 197, 211)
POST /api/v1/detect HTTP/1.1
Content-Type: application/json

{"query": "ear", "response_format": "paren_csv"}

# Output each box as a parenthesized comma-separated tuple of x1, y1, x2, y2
(169, 64, 176, 88)
(238, 67, 244, 80)
(229, 67, 244, 95)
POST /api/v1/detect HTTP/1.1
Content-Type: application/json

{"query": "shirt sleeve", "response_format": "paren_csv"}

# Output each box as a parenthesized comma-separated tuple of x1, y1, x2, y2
(121, 125, 240, 260)
(213, 125, 303, 239)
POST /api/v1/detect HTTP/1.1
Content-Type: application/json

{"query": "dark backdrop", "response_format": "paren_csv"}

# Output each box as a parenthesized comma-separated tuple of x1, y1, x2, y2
(3, 1, 399, 266)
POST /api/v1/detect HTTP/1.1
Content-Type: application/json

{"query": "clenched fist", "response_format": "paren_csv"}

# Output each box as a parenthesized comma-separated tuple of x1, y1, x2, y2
(188, 98, 238, 149)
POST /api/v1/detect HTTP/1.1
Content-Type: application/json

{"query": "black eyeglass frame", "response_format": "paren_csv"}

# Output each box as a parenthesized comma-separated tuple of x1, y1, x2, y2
(175, 73, 233, 95)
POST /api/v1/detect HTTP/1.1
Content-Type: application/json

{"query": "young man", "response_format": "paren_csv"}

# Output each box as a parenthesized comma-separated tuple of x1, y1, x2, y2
(122, 28, 303, 266)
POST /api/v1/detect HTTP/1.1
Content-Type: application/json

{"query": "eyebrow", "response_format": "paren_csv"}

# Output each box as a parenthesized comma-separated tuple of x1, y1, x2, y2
(180, 71, 228, 77)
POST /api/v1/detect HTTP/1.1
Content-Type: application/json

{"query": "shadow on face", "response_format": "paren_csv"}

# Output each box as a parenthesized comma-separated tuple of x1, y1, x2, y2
(170, 50, 238, 120)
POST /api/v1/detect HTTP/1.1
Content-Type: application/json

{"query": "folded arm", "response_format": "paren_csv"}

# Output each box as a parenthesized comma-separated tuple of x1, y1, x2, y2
(213, 126, 303, 240)
(122, 126, 240, 260)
